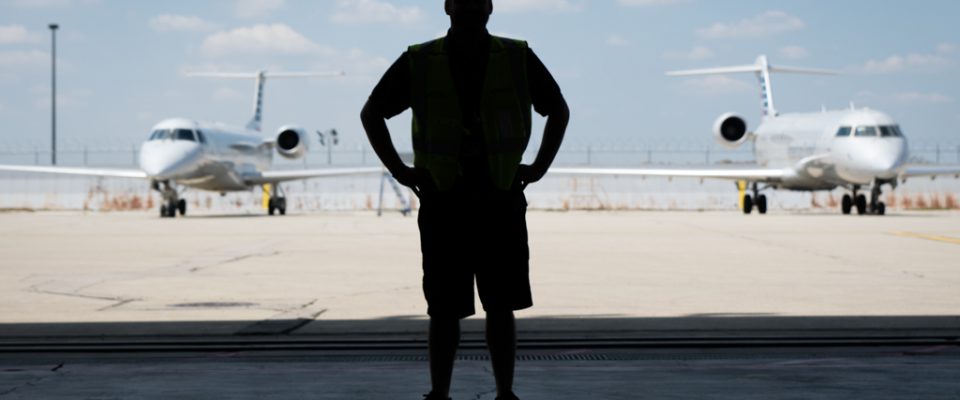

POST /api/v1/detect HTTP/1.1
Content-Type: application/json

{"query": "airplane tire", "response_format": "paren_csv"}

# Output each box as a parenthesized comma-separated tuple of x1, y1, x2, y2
(841, 195, 852, 215)
(757, 195, 768, 215)
(855, 195, 867, 215)
(278, 198, 287, 216)
(268, 199, 276, 216)
(743, 195, 753, 214)
(877, 202, 886, 216)
(160, 205, 169, 218)
(177, 199, 187, 216)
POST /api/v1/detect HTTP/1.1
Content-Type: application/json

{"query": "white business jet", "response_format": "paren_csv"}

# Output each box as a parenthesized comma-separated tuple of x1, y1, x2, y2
(0, 71, 382, 217)
(551, 55, 960, 215)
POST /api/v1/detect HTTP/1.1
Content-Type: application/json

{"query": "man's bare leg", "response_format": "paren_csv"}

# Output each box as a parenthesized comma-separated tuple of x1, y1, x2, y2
(429, 317, 461, 398)
(486, 311, 517, 398)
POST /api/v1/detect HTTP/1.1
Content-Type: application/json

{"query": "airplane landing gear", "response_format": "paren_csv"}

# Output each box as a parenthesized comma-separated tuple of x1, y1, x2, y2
(153, 180, 184, 218)
(844, 181, 888, 216)
(742, 182, 768, 215)
(869, 181, 886, 216)
(267, 184, 287, 216)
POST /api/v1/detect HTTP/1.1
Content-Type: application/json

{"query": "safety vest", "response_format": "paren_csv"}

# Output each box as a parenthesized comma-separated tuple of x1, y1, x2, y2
(408, 35, 532, 191)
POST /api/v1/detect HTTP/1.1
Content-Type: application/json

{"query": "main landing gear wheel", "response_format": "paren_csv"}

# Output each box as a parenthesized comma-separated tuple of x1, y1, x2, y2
(177, 199, 187, 216)
(841, 195, 853, 215)
(876, 202, 886, 216)
(743, 195, 754, 214)
(268, 198, 287, 216)
(855, 194, 868, 215)
(756, 194, 768, 215)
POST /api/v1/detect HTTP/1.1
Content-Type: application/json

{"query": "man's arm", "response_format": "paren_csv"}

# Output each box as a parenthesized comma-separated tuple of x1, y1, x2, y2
(518, 48, 570, 186)
(519, 99, 569, 186)
(360, 52, 419, 190)
(360, 102, 418, 189)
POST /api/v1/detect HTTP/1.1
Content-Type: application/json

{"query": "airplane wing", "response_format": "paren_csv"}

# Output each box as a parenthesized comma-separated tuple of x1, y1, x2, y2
(243, 167, 384, 185)
(548, 165, 789, 181)
(0, 165, 148, 179)
(901, 165, 960, 178)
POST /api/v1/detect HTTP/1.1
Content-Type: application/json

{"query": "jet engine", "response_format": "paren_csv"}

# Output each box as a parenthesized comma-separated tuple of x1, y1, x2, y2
(275, 125, 308, 159)
(713, 113, 750, 148)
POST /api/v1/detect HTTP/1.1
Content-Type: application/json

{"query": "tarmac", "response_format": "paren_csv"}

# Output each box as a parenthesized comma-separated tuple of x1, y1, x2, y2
(1, 209, 959, 398)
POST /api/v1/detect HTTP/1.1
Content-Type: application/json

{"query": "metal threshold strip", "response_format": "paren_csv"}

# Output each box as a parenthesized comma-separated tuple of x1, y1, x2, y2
(0, 335, 957, 354)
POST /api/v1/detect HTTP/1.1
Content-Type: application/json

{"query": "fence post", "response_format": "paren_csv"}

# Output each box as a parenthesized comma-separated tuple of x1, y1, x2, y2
(647, 148, 652, 164)
(35, 147, 39, 165)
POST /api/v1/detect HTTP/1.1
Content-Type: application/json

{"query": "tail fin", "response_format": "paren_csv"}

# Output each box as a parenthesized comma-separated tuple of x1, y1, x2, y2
(185, 70, 345, 132)
(667, 55, 837, 118)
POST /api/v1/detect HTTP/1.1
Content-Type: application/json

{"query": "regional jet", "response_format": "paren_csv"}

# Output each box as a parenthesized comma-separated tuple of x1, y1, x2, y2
(550, 55, 960, 215)
(0, 71, 382, 217)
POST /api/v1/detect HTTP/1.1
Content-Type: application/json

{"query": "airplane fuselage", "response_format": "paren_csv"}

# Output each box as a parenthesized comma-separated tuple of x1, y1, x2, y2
(751, 108, 907, 191)
(139, 118, 273, 192)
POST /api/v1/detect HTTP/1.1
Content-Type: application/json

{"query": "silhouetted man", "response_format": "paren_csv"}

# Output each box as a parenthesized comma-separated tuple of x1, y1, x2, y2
(361, 1, 568, 398)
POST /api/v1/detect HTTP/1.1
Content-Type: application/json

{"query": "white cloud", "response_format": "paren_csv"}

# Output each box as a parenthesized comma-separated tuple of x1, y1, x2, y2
(149, 15, 216, 33)
(0, 25, 40, 44)
(200, 24, 327, 57)
(679, 75, 752, 94)
(0, 50, 48, 69)
(858, 52, 951, 74)
(330, 0, 425, 25)
(234, 0, 285, 19)
(697, 11, 804, 39)
(606, 34, 629, 47)
(495, 0, 581, 13)
(618, 0, 680, 5)
(936, 42, 958, 55)
(779, 45, 808, 60)
(663, 46, 713, 61)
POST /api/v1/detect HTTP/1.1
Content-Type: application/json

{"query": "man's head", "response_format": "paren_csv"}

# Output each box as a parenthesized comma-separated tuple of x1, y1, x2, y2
(445, 0, 493, 33)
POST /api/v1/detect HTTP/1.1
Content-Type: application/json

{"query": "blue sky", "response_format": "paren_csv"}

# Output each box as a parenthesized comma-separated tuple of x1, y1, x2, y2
(1, 0, 958, 159)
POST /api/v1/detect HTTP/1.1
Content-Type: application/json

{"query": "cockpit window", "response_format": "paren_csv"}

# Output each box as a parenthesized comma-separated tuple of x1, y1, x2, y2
(149, 130, 171, 141)
(879, 126, 895, 137)
(175, 129, 196, 141)
(835, 126, 851, 137)
(854, 126, 877, 137)
(893, 125, 905, 137)
(196, 130, 208, 144)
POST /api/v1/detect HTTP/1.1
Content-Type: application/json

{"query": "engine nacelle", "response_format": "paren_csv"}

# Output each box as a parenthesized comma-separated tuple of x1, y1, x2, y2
(712, 113, 751, 148)
(275, 125, 308, 159)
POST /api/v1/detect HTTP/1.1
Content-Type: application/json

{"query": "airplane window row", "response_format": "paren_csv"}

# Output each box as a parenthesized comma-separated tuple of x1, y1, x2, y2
(148, 129, 208, 144)
(835, 125, 903, 138)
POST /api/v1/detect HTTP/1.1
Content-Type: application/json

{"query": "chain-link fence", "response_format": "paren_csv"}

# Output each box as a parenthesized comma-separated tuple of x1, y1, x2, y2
(2, 141, 958, 168)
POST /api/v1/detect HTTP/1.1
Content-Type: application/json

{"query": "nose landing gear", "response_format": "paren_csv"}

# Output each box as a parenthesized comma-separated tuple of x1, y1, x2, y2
(842, 181, 888, 216)
(153, 180, 186, 218)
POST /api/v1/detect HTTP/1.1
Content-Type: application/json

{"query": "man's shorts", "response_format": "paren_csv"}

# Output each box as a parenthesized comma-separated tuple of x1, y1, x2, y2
(417, 184, 533, 320)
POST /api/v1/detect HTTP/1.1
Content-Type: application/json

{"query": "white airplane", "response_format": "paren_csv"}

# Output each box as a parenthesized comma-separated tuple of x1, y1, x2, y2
(551, 55, 960, 215)
(0, 71, 381, 217)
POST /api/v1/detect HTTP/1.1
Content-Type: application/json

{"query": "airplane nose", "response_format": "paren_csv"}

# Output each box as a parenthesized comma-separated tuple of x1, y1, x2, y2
(139, 143, 202, 179)
(858, 139, 907, 177)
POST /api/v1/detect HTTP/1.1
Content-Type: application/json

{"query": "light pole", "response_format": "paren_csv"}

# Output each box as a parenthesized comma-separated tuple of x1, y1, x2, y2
(49, 23, 58, 165)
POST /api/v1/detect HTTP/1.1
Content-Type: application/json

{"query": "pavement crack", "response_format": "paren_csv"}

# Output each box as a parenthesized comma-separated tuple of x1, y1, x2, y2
(189, 250, 281, 273)
(28, 284, 139, 310)
(50, 363, 63, 372)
